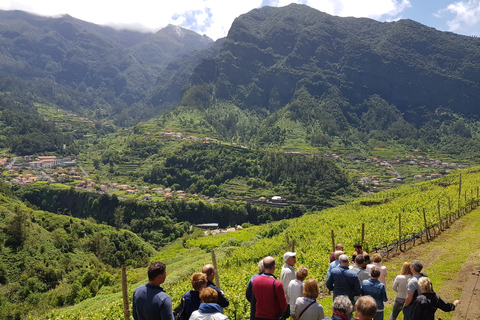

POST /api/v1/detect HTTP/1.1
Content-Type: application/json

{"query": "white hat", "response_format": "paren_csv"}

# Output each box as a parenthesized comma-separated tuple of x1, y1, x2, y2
(283, 252, 297, 261)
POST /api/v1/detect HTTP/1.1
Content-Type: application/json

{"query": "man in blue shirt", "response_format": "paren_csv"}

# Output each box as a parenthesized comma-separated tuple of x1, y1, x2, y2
(133, 261, 174, 320)
(326, 254, 361, 319)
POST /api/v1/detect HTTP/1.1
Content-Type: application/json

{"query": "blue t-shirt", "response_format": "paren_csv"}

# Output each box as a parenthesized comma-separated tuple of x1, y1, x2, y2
(133, 283, 174, 320)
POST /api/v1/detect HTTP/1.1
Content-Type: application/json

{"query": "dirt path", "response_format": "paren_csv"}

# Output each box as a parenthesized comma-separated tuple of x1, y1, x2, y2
(378, 207, 480, 320)
(453, 268, 480, 320)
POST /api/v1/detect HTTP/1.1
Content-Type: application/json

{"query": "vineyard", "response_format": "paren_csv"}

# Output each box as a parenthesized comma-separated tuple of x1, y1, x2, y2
(36, 167, 480, 320)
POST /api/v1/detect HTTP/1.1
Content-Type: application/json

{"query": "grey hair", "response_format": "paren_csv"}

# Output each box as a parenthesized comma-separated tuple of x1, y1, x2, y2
(411, 260, 423, 273)
(332, 295, 353, 314)
(339, 254, 349, 263)
(258, 259, 265, 272)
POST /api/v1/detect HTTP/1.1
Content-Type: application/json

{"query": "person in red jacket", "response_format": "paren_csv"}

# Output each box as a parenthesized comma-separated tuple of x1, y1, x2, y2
(252, 256, 288, 320)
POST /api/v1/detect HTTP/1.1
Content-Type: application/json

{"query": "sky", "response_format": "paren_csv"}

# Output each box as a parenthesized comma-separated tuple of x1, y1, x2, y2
(1, 0, 480, 40)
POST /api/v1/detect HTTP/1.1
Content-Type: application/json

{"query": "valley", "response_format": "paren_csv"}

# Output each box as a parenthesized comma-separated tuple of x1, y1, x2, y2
(2, 3, 480, 319)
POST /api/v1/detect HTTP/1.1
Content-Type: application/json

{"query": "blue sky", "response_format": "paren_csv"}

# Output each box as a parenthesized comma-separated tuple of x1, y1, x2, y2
(1, 0, 479, 39)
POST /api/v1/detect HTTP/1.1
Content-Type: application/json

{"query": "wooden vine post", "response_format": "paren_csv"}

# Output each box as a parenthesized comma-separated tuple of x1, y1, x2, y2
(458, 174, 462, 215)
(122, 265, 130, 320)
(331, 230, 335, 252)
(437, 201, 442, 231)
(292, 239, 296, 253)
(423, 208, 429, 241)
(448, 197, 452, 225)
(211, 250, 220, 288)
(361, 223, 365, 246)
(398, 213, 401, 252)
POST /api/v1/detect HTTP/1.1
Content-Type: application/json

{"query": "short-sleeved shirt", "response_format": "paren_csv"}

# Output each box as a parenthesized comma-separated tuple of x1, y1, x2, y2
(407, 275, 422, 296)
(133, 283, 174, 320)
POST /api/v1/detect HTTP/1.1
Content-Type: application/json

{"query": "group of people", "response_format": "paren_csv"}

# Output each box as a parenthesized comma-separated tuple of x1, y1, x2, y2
(132, 262, 229, 320)
(131, 244, 460, 320)
(325, 243, 460, 320)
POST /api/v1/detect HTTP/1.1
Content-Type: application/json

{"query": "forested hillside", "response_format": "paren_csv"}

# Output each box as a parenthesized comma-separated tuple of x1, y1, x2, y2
(0, 184, 157, 319)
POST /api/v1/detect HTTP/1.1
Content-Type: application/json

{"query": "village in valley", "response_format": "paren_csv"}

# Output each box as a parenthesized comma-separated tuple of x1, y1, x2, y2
(1, 149, 465, 202)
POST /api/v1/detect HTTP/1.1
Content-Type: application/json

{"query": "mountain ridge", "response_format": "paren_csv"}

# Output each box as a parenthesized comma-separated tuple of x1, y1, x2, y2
(0, 9, 216, 125)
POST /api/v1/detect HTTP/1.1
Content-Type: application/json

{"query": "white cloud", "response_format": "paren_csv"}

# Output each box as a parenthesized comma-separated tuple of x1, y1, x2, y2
(0, 0, 412, 39)
(304, 0, 411, 19)
(437, 0, 480, 32)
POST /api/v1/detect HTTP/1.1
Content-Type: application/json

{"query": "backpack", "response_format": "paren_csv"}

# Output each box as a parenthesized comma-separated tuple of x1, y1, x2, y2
(173, 299, 185, 320)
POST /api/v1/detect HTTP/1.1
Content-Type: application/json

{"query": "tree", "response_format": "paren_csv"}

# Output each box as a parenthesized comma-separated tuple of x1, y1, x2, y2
(5, 207, 30, 246)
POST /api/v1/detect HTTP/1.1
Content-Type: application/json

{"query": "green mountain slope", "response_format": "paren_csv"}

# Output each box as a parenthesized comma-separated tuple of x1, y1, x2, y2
(175, 4, 480, 157)
(0, 10, 215, 125)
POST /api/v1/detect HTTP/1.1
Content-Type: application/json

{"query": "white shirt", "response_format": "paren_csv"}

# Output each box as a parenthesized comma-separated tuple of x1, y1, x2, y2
(392, 274, 412, 299)
(281, 263, 295, 296)
(287, 279, 304, 315)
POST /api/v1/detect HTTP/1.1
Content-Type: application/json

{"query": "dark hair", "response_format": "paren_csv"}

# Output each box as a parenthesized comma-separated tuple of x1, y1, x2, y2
(355, 254, 365, 265)
(354, 243, 362, 248)
(370, 266, 381, 278)
(148, 262, 166, 281)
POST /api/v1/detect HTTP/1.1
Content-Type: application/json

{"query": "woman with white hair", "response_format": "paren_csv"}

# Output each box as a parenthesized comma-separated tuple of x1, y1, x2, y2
(410, 277, 460, 320)
(321, 295, 353, 320)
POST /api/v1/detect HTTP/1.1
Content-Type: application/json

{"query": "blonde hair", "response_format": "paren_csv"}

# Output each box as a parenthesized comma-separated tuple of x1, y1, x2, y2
(334, 251, 344, 260)
(302, 279, 319, 299)
(191, 273, 208, 291)
(401, 262, 412, 276)
(418, 277, 433, 293)
(200, 287, 218, 303)
(372, 253, 382, 263)
(296, 266, 309, 281)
